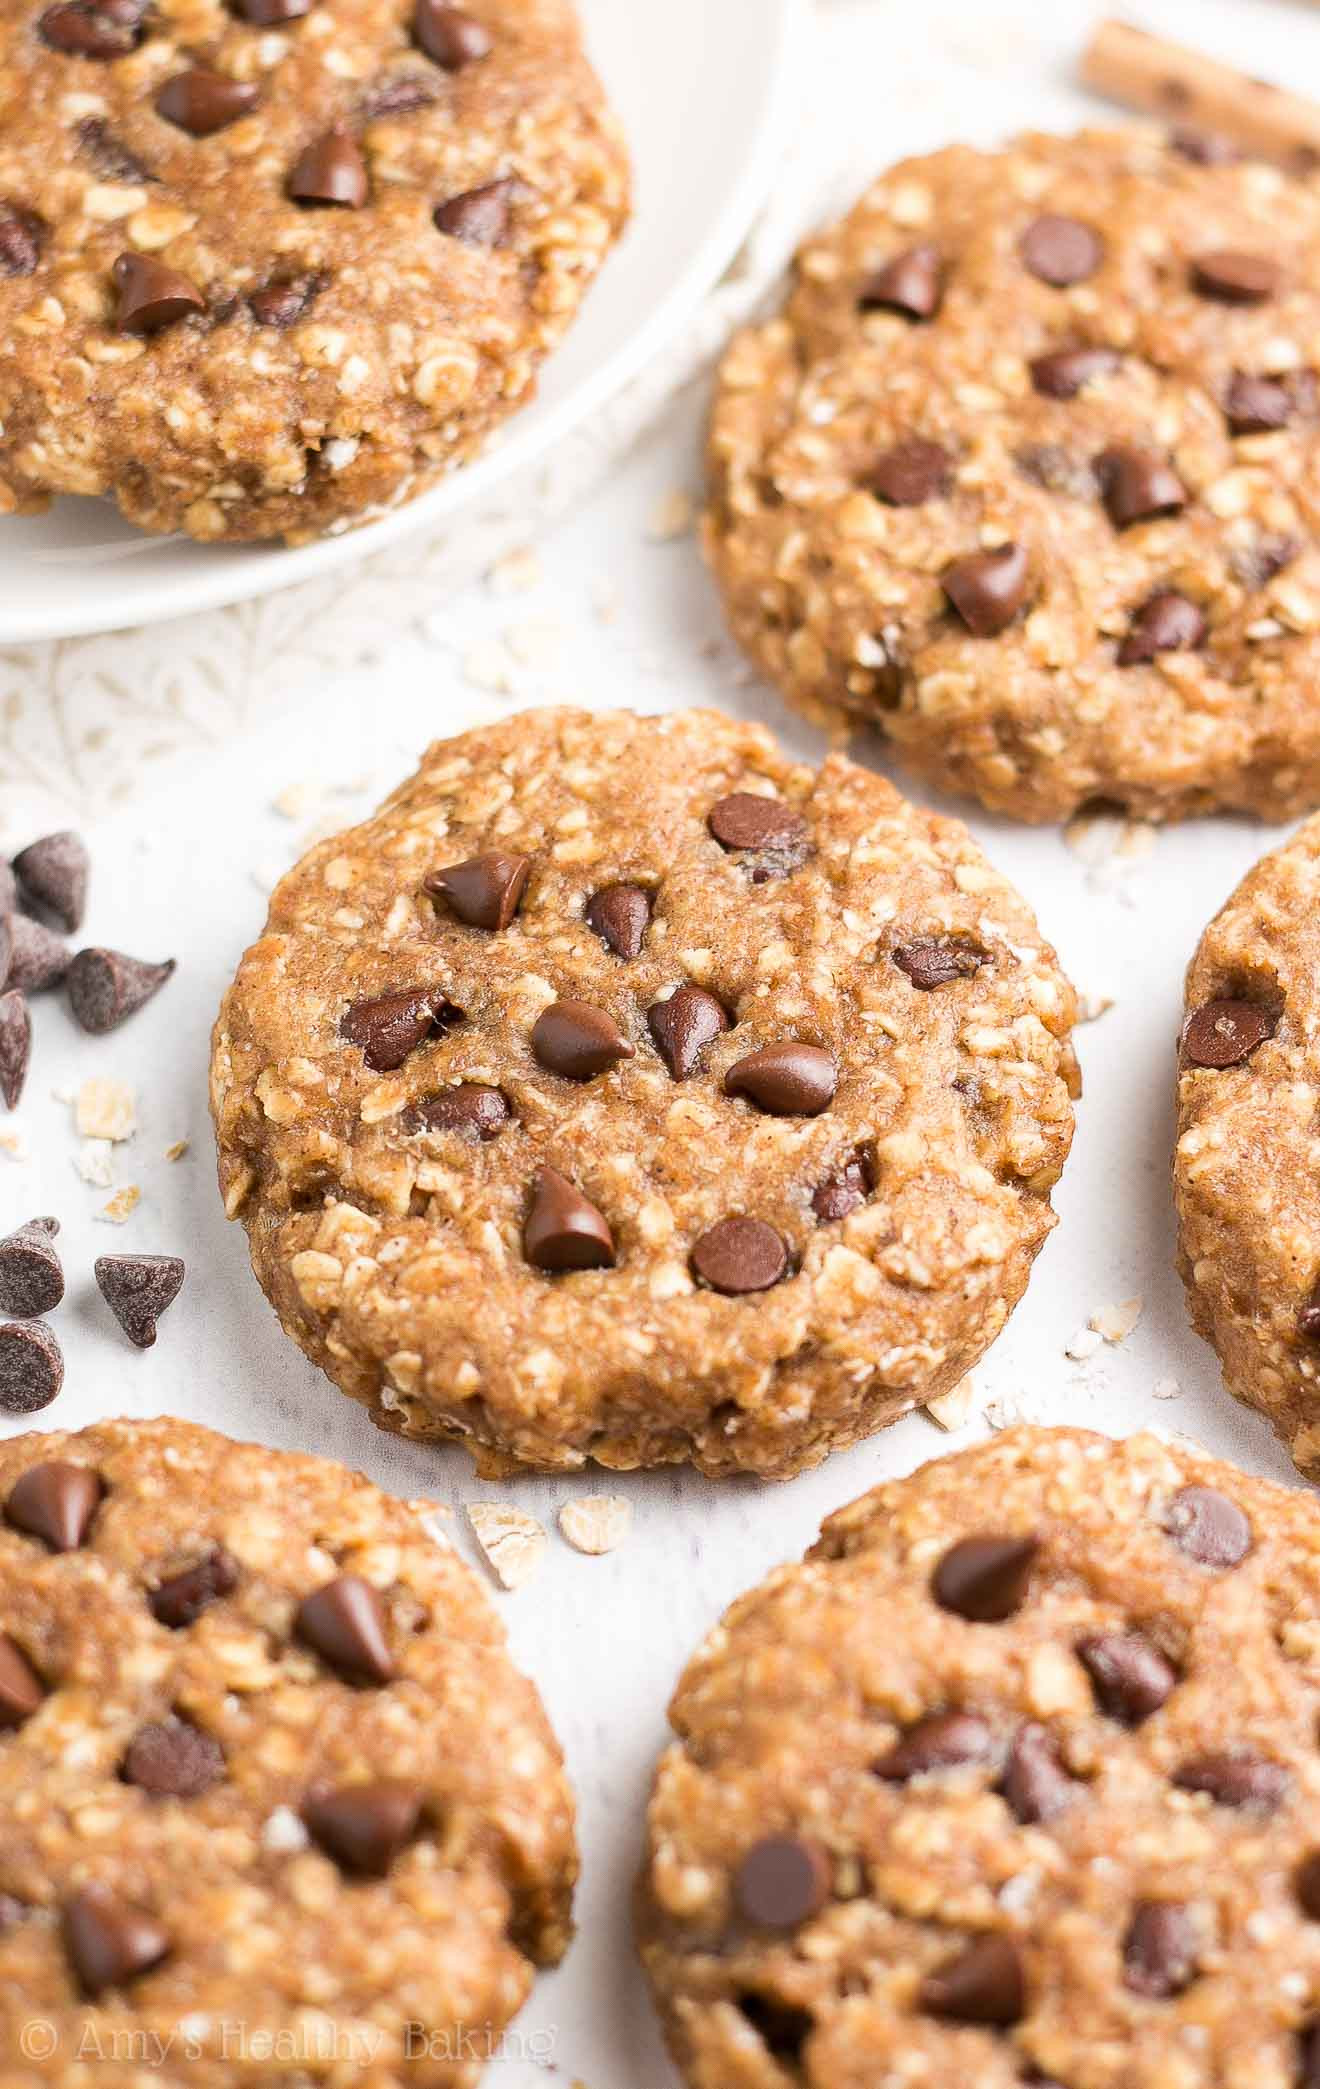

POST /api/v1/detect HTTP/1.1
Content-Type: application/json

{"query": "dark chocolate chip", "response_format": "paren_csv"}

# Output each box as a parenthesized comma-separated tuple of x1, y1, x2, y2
(1164, 1483, 1252, 1567)
(1170, 127, 1239, 165)
(893, 937, 987, 990)
(725, 1043, 836, 1116)
(1118, 590, 1207, 666)
(155, 68, 259, 136)
(1231, 530, 1299, 590)
(1030, 346, 1121, 398)
(424, 850, 529, 930)
(1123, 1900, 1200, 1998)
(6, 915, 70, 993)
(0, 1322, 63, 1414)
(812, 1150, 873, 1223)
(7, 1460, 100, 1549)
(871, 437, 951, 507)
(1192, 250, 1280, 304)
(920, 1935, 1025, 2026)
(63, 1886, 169, 1997)
(67, 946, 176, 1032)
(737, 1994, 814, 2064)
(434, 176, 515, 247)
(1021, 215, 1103, 286)
(875, 1709, 995, 1782)
(408, 1083, 510, 1141)
(94, 1254, 185, 1349)
(0, 202, 44, 277)
(1174, 1751, 1287, 1810)
(39, 0, 147, 59)
(1297, 1853, 1320, 1920)
(1181, 997, 1275, 1070)
(585, 883, 651, 959)
(1226, 373, 1293, 435)
(708, 792, 809, 864)
(733, 1836, 830, 1929)
(1077, 1632, 1177, 1725)
(523, 1167, 614, 1273)
(691, 1217, 787, 1296)
(0, 992, 30, 1110)
(1301, 2025, 1320, 2089)
(0, 1219, 63, 1319)
(1001, 1723, 1076, 1824)
(1015, 441, 1098, 500)
(860, 243, 943, 320)
(1301, 1283, 1320, 1342)
(75, 117, 153, 182)
(933, 1534, 1039, 1622)
(304, 1779, 423, 1874)
(360, 72, 439, 120)
(340, 986, 461, 1072)
(114, 254, 204, 334)
(296, 1574, 395, 1685)
(531, 999, 635, 1080)
(943, 543, 1030, 635)
(413, 0, 492, 67)
(289, 128, 368, 208)
(231, 0, 312, 19)
(248, 272, 326, 327)
(1098, 447, 1188, 529)
(122, 1717, 226, 1798)
(150, 1547, 239, 1628)
(13, 831, 87, 933)
(647, 985, 727, 1080)
(0, 1635, 44, 1727)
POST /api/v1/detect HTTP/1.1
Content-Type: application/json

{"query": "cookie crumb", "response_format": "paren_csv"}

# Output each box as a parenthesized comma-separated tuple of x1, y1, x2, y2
(462, 638, 515, 694)
(1077, 991, 1115, 1024)
(923, 1375, 979, 1431)
(488, 546, 543, 595)
(646, 488, 695, 542)
(504, 618, 563, 669)
(1152, 1376, 1182, 1401)
(467, 1503, 546, 1590)
(75, 1076, 136, 1142)
(163, 1139, 190, 1163)
(1091, 1296, 1144, 1344)
(75, 1139, 115, 1189)
(558, 1495, 632, 1555)
(98, 1185, 141, 1225)
(272, 781, 323, 821)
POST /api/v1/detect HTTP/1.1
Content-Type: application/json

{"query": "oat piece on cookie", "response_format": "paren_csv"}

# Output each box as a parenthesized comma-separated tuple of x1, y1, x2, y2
(0, 1416, 575, 2086)
(706, 128, 1320, 823)
(639, 1425, 1320, 2089)
(0, 0, 629, 543)
(211, 707, 1079, 1481)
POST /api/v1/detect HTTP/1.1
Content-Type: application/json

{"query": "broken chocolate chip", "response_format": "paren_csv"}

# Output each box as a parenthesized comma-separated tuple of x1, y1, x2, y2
(248, 272, 326, 328)
(408, 1084, 510, 1141)
(812, 1150, 874, 1223)
(1181, 997, 1275, 1070)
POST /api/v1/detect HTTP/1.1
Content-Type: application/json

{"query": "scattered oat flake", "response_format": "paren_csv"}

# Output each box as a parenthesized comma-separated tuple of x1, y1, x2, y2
(1077, 991, 1115, 1025)
(984, 1392, 1029, 1431)
(1090, 1296, 1144, 1344)
(504, 618, 563, 668)
(1152, 1376, 1181, 1401)
(467, 1503, 546, 1590)
(271, 780, 324, 821)
(74, 1138, 115, 1188)
(0, 1125, 27, 1162)
(1065, 1326, 1103, 1363)
(163, 1139, 190, 1163)
(559, 1495, 632, 1556)
(462, 638, 514, 693)
(413, 1503, 453, 1549)
(646, 488, 695, 542)
(76, 1076, 137, 1142)
(924, 1376, 979, 1432)
(98, 1185, 141, 1225)
(1117, 820, 1156, 862)
(488, 546, 543, 595)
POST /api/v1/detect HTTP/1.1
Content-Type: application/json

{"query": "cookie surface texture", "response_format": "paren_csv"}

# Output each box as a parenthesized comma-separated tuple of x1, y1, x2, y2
(0, 1416, 575, 2086)
(211, 706, 1079, 1480)
(639, 1424, 1320, 2089)
(705, 128, 1320, 823)
(0, 0, 628, 542)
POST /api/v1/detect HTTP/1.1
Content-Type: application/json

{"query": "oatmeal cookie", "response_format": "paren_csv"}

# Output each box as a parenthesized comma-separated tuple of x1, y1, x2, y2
(0, 0, 628, 543)
(210, 707, 1079, 1481)
(705, 128, 1320, 824)
(639, 1425, 1320, 2089)
(1175, 814, 1320, 1478)
(0, 1415, 575, 2088)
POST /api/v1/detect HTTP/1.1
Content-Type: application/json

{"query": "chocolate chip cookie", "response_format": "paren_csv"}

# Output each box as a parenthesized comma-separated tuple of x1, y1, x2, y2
(210, 707, 1079, 1480)
(0, 1416, 575, 2084)
(706, 128, 1320, 824)
(0, 0, 628, 542)
(639, 1424, 1320, 2089)
(1175, 813, 1320, 1479)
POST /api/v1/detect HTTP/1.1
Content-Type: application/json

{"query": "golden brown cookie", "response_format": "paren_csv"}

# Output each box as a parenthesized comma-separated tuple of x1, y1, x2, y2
(639, 1425, 1320, 2089)
(0, 1416, 575, 2085)
(0, 0, 628, 542)
(705, 128, 1320, 824)
(210, 707, 1079, 1481)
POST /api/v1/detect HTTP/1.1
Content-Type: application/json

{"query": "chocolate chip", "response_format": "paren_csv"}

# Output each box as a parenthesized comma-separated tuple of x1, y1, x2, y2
(933, 1534, 1039, 1622)
(13, 830, 87, 933)
(289, 128, 368, 208)
(0, 202, 43, 277)
(340, 986, 461, 1073)
(1030, 346, 1121, 398)
(94, 1254, 185, 1349)
(585, 883, 651, 959)
(647, 985, 728, 1080)
(733, 1836, 830, 1929)
(75, 117, 153, 183)
(150, 1547, 239, 1628)
(1170, 127, 1239, 165)
(1174, 1752, 1286, 1810)
(1021, 215, 1103, 287)
(532, 999, 635, 1081)
(67, 946, 176, 1033)
(361, 72, 439, 120)
(1192, 250, 1280, 304)
(114, 254, 205, 334)
(413, 0, 492, 66)
(1300, 1284, 1320, 1342)
(870, 436, 951, 506)
(737, 1995, 814, 2063)
(1098, 447, 1188, 529)
(1226, 373, 1293, 435)
(691, 1217, 787, 1296)
(1231, 530, 1300, 591)
(0, 1322, 63, 1414)
(1078, 1631, 1177, 1725)
(1301, 2026, 1320, 2089)
(297, 1574, 395, 1684)
(0, 1219, 63, 1319)
(725, 1043, 836, 1116)
(1165, 1483, 1252, 1567)
(155, 68, 259, 136)
(1298, 1854, 1320, 1920)
(408, 1083, 510, 1141)
(812, 1150, 873, 1223)
(305, 1779, 424, 1874)
(0, 992, 30, 1110)
(860, 243, 943, 321)
(875, 1709, 995, 1782)
(248, 272, 326, 327)
(231, 0, 312, 19)
(708, 792, 809, 872)
(122, 1718, 225, 1798)
(1118, 591, 1207, 666)
(1001, 1724, 1076, 1824)
(63, 1887, 169, 1997)
(920, 1935, 1025, 2026)
(893, 936, 987, 990)
(1123, 1900, 1200, 1998)
(523, 1167, 614, 1273)
(1181, 997, 1275, 1070)
(1015, 441, 1097, 500)
(7, 1461, 100, 1550)
(425, 850, 529, 930)
(434, 177, 515, 247)
(6, 915, 69, 993)
(943, 543, 1030, 635)
(39, 0, 147, 58)
(0, 1635, 44, 1728)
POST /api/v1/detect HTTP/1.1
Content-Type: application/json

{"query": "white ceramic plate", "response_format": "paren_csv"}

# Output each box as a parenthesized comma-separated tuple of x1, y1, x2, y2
(0, 0, 802, 643)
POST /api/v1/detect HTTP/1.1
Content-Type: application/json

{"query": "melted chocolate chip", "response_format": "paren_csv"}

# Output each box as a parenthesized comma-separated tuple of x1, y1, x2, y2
(0, 994, 30, 1113)
(249, 272, 327, 327)
(725, 1043, 836, 1116)
(360, 73, 439, 120)
(1078, 1631, 1177, 1725)
(289, 128, 368, 208)
(149, 1548, 239, 1628)
(1181, 997, 1275, 1070)
(1118, 591, 1207, 666)
(434, 177, 515, 247)
(1225, 373, 1293, 435)
(1192, 250, 1280, 304)
(532, 1000, 635, 1081)
(933, 1535, 1039, 1622)
(860, 243, 943, 321)
(122, 1718, 226, 1798)
(1098, 447, 1188, 529)
(1173, 1752, 1287, 1810)
(1164, 1484, 1252, 1567)
(1123, 1900, 1200, 1998)
(0, 202, 44, 277)
(691, 1218, 787, 1296)
(6, 1461, 101, 1551)
(875, 1709, 995, 1781)
(708, 792, 810, 879)
(1001, 1724, 1077, 1824)
(296, 1574, 395, 1685)
(340, 987, 462, 1072)
(408, 1084, 510, 1141)
(812, 1151, 874, 1223)
(734, 1836, 830, 1929)
(1020, 215, 1103, 287)
(920, 1935, 1025, 2026)
(893, 937, 987, 990)
(75, 117, 153, 182)
(304, 1779, 423, 1874)
(425, 851, 529, 931)
(1030, 346, 1121, 398)
(113, 254, 204, 334)
(63, 1888, 169, 1997)
(871, 436, 951, 506)
(39, 0, 147, 59)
